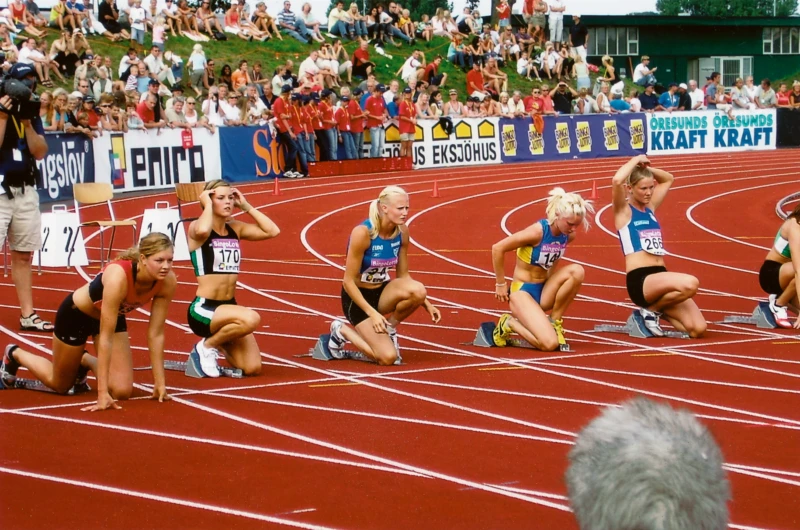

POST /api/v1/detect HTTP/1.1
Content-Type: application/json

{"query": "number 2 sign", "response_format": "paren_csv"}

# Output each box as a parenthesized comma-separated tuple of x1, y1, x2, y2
(33, 206, 88, 267)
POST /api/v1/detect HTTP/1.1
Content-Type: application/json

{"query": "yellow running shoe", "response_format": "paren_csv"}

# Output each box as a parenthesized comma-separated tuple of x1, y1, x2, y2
(493, 314, 512, 347)
(551, 318, 566, 346)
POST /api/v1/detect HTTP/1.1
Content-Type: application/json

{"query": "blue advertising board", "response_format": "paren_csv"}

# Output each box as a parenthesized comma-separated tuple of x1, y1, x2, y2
(499, 113, 647, 163)
(218, 126, 284, 181)
(35, 133, 95, 203)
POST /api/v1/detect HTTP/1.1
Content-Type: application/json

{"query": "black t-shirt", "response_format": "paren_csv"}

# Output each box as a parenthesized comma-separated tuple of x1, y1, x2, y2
(677, 91, 692, 110)
(570, 23, 588, 47)
(552, 90, 574, 114)
(639, 92, 660, 110)
(0, 114, 44, 187)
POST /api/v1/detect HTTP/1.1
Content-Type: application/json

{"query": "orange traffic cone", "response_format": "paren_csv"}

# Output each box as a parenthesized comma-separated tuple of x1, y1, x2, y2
(432, 179, 441, 198)
(589, 180, 599, 201)
(273, 177, 282, 196)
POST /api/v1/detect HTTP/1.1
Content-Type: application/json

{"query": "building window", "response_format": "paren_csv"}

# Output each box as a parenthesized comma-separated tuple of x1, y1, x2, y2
(763, 27, 800, 54)
(588, 27, 638, 56)
(712, 56, 754, 86)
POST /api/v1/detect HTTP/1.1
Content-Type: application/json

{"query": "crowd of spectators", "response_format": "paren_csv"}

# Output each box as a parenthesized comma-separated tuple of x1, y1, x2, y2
(2, 0, 800, 175)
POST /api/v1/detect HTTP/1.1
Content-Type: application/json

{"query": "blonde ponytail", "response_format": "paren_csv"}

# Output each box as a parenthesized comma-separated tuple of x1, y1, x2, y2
(367, 185, 408, 239)
(545, 187, 595, 230)
(116, 232, 174, 261)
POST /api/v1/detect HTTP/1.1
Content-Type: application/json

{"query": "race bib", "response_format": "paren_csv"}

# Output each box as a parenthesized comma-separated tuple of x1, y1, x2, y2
(212, 238, 241, 273)
(536, 242, 565, 269)
(360, 266, 390, 284)
(639, 229, 665, 256)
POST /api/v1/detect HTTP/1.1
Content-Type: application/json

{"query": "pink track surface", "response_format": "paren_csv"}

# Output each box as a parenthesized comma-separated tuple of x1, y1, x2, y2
(1, 150, 800, 529)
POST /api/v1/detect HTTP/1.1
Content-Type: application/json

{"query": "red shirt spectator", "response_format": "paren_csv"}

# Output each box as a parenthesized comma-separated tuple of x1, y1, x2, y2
(348, 99, 364, 133)
(319, 100, 335, 130)
(310, 102, 323, 130)
(354, 46, 370, 69)
(290, 102, 304, 135)
(272, 96, 291, 133)
(398, 98, 416, 135)
(466, 66, 485, 95)
(523, 94, 543, 113)
(496, 0, 510, 22)
(136, 100, 155, 123)
(302, 104, 315, 134)
(335, 105, 350, 131)
(541, 94, 555, 114)
(365, 94, 386, 129)
(422, 63, 438, 84)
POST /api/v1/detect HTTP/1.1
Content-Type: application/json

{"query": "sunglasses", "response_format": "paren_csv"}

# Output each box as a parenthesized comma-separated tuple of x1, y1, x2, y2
(187, 102, 196, 104)
(532, 91, 540, 95)
(100, 104, 112, 108)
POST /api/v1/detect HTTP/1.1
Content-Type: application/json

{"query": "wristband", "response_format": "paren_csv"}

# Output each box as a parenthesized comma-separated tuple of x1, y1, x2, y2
(495, 282, 507, 287)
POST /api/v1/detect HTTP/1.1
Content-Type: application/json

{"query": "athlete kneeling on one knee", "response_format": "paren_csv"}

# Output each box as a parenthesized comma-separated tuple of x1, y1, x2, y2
(1, 233, 177, 411)
(611, 155, 706, 338)
(328, 185, 441, 366)
(491, 187, 592, 351)
(187, 180, 280, 377)
(759, 203, 800, 328)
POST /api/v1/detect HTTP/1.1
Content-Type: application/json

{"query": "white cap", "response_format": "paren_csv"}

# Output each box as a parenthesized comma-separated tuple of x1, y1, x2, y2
(679, 83, 688, 89)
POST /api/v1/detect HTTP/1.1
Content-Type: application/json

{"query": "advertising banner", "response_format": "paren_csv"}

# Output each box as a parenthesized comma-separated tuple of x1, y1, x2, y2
(499, 113, 647, 163)
(93, 128, 220, 191)
(36, 133, 95, 203)
(646, 109, 776, 154)
(218, 126, 285, 181)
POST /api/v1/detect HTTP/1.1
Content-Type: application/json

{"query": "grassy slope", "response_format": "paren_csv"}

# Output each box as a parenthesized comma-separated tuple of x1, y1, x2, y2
(46, 30, 620, 96)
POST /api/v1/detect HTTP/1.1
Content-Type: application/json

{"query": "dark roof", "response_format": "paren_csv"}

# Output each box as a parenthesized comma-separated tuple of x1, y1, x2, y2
(580, 15, 800, 27)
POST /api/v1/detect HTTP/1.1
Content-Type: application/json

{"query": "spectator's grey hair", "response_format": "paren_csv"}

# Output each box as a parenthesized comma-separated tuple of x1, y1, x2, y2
(566, 397, 730, 530)
(513, 90, 521, 97)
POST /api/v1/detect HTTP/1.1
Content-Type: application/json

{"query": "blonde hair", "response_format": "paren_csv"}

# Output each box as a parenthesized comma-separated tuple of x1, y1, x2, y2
(117, 232, 174, 261)
(545, 187, 594, 230)
(203, 179, 231, 191)
(627, 166, 653, 187)
(367, 185, 407, 239)
(602, 55, 613, 66)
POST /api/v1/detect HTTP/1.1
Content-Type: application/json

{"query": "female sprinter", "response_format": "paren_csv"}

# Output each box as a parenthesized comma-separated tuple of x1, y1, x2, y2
(491, 188, 592, 351)
(758, 204, 800, 328)
(0, 233, 176, 411)
(328, 186, 441, 366)
(611, 155, 706, 337)
(187, 179, 280, 377)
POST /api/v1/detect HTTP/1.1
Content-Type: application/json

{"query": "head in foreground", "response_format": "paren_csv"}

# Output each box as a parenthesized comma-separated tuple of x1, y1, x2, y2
(626, 164, 656, 206)
(546, 187, 594, 234)
(368, 185, 408, 239)
(565, 397, 730, 530)
(117, 232, 175, 280)
(204, 178, 234, 217)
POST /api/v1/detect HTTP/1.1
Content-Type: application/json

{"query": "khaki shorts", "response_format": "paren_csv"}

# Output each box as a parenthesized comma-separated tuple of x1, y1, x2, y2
(0, 186, 42, 252)
(400, 133, 415, 141)
(529, 14, 545, 27)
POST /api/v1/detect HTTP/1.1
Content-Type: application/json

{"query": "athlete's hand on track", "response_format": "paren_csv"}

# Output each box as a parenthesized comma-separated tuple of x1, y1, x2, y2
(198, 189, 213, 209)
(370, 312, 389, 334)
(495, 283, 509, 302)
(794, 317, 800, 330)
(82, 391, 121, 412)
(427, 305, 441, 323)
(151, 385, 171, 403)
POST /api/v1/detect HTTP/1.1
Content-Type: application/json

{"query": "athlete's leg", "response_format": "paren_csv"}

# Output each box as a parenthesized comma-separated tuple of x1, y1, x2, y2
(662, 298, 707, 338)
(641, 271, 699, 312)
(353, 319, 397, 365)
(6, 338, 85, 393)
(221, 334, 262, 376)
(206, 305, 261, 350)
(507, 291, 559, 351)
(539, 263, 584, 320)
(377, 277, 427, 324)
(107, 332, 134, 399)
(776, 262, 797, 307)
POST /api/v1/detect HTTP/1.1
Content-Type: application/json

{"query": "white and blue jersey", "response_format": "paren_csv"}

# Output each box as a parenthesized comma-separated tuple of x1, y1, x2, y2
(353, 219, 402, 284)
(618, 204, 666, 256)
(516, 219, 569, 270)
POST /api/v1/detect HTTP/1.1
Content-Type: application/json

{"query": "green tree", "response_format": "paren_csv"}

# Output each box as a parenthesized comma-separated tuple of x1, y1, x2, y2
(656, 0, 798, 16)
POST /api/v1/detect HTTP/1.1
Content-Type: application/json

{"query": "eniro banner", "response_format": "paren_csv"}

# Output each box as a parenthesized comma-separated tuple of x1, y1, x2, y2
(93, 128, 221, 192)
(36, 133, 95, 203)
(499, 113, 647, 163)
(647, 109, 776, 155)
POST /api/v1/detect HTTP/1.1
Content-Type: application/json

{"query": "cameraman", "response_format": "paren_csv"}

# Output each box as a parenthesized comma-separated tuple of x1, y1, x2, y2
(0, 63, 52, 332)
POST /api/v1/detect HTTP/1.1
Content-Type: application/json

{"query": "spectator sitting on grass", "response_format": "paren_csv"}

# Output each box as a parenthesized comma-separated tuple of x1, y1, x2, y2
(633, 55, 658, 87)
(278, 0, 313, 43)
(416, 14, 433, 42)
(300, 2, 324, 42)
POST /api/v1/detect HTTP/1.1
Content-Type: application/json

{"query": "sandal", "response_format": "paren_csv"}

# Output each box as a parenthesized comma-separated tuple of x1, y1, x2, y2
(20, 312, 54, 333)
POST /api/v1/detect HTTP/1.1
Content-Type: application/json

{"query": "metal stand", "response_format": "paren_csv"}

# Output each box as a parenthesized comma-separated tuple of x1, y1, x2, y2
(472, 321, 570, 351)
(721, 302, 777, 329)
(309, 334, 379, 364)
(593, 311, 690, 339)
(163, 359, 244, 379)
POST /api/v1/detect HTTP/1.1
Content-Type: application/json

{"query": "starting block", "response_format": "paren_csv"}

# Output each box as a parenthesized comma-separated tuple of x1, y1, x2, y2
(721, 302, 777, 329)
(163, 359, 244, 379)
(473, 322, 571, 352)
(0, 377, 87, 395)
(309, 334, 381, 364)
(593, 311, 690, 339)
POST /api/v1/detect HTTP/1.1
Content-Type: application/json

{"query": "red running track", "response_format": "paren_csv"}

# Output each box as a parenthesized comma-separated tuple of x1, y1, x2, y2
(1, 150, 800, 529)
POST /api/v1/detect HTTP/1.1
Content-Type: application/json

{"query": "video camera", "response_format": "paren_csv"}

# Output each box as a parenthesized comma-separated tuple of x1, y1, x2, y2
(0, 64, 41, 121)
